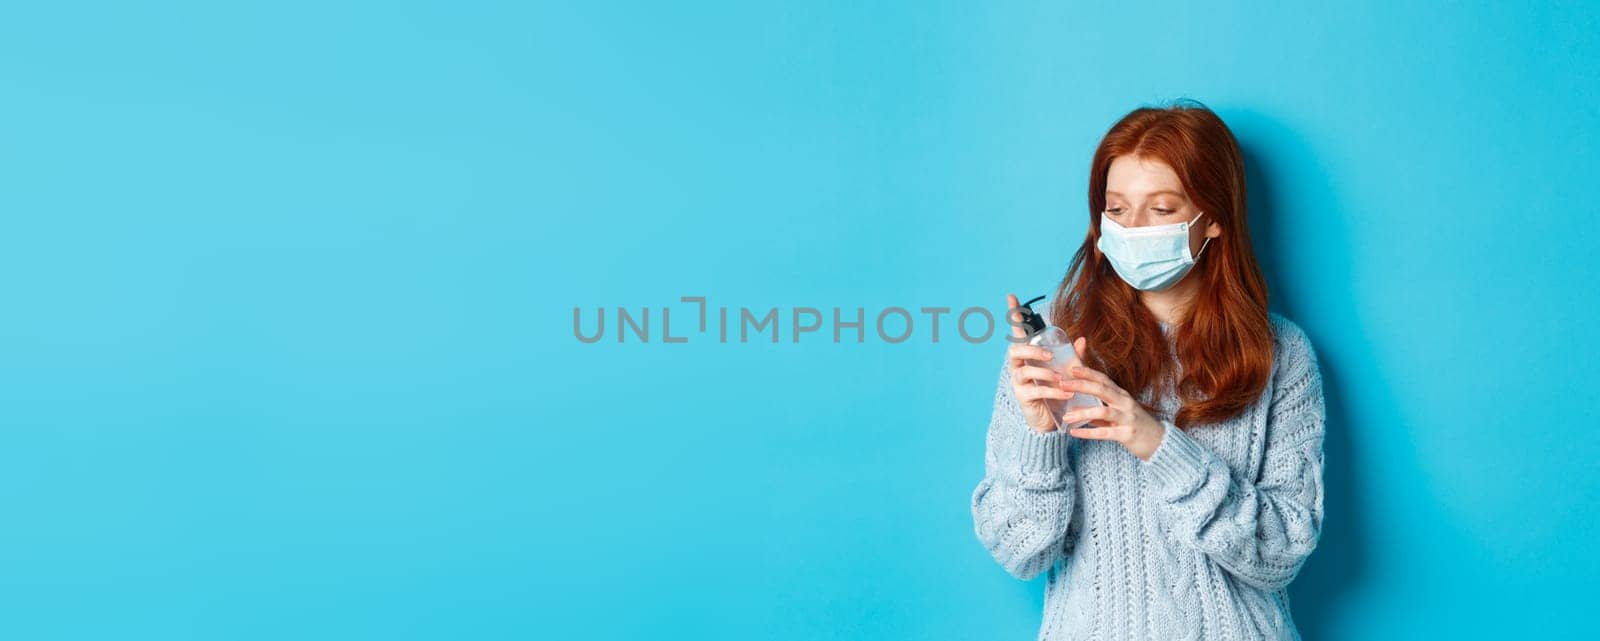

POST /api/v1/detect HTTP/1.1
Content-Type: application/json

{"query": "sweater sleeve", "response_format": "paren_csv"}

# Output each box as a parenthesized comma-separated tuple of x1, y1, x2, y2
(1137, 327, 1326, 591)
(970, 359, 1079, 581)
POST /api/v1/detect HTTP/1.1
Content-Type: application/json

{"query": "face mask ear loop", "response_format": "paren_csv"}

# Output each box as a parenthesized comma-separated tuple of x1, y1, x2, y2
(1188, 211, 1211, 262)
(1193, 235, 1213, 262)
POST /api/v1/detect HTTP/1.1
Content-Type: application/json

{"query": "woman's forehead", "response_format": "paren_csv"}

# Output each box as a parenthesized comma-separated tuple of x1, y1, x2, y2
(1106, 156, 1185, 198)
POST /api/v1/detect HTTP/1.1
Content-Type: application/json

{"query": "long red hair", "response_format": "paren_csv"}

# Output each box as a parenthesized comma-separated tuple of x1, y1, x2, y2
(1050, 99, 1273, 430)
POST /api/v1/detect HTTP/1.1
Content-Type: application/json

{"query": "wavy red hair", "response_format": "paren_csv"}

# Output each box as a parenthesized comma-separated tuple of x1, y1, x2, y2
(1049, 99, 1273, 430)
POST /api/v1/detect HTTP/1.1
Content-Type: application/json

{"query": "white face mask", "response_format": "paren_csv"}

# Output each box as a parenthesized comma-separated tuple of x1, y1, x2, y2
(1095, 211, 1212, 292)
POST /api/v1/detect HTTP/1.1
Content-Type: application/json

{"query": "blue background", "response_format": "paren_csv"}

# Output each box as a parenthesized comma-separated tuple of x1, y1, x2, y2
(1, 1, 1596, 639)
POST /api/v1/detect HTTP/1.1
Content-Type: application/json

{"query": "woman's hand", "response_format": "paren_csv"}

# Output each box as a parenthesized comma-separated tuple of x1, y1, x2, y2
(1058, 340, 1169, 461)
(1004, 293, 1081, 433)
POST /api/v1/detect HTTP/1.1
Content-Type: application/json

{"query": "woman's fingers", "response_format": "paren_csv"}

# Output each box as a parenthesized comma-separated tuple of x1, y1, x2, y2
(1016, 383, 1072, 402)
(1063, 404, 1117, 425)
(1067, 365, 1131, 403)
(1061, 377, 1119, 404)
(1007, 293, 1024, 339)
(1068, 425, 1120, 440)
(1069, 363, 1116, 387)
(1006, 343, 1053, 368)
(1013, 365, 1067, 387)
(1065, 406, 1130, 440)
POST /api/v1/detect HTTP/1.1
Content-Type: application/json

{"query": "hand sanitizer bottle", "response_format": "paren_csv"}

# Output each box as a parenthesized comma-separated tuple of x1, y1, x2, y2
(1014, 295, 1106, 430)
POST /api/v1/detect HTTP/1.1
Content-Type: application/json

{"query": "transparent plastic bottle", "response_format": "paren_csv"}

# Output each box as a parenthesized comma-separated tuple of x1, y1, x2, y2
(1013, 295, 1106, 430)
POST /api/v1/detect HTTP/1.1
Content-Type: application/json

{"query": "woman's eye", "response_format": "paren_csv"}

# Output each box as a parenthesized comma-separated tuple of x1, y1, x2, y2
(1154, 208, 1175, 214)
(1107, 208, 1123, 214)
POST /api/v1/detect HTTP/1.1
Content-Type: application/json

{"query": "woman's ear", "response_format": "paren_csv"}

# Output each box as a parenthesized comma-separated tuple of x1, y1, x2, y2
(1206, 220, 1223, 239)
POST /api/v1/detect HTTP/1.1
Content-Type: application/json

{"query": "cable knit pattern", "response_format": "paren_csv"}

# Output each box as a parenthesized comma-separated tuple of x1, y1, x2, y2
(971, 311, 1325, 641)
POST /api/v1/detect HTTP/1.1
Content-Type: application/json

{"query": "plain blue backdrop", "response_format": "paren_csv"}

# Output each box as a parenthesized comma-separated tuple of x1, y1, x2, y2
(1, 1, 1596, 639)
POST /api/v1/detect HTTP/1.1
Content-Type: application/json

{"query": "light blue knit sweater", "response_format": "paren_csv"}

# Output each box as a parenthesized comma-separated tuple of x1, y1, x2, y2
(971, 311, 1325, 641)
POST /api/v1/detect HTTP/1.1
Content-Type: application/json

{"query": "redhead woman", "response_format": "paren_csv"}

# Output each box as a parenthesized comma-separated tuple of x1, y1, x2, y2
(971, 99, 1326, 641)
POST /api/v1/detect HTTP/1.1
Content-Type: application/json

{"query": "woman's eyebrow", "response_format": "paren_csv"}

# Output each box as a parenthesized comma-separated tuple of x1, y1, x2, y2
(1106, 189, 1185, 197)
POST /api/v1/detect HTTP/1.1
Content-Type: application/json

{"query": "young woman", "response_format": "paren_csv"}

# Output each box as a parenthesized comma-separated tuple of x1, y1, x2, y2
(970, 100, 1326, 641)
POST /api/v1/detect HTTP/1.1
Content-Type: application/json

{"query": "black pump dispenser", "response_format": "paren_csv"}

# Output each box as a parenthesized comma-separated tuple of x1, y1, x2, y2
(1016, 295, 1048, 335)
